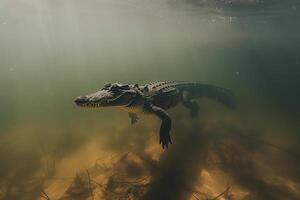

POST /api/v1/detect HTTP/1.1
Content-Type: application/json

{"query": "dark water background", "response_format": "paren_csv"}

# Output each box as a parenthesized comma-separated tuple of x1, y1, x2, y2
(0, 0, 300, 199)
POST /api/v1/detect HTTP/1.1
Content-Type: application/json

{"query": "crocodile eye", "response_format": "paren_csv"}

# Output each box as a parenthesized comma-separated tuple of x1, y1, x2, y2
(111, 85, 119, 91)
(103, 83, 111, 89)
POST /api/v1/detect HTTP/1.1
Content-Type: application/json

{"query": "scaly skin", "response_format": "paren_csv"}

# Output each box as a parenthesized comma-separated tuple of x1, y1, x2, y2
(74, 81, 237, 149)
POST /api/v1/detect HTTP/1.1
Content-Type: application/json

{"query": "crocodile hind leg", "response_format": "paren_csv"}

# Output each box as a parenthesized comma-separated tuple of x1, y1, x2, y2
(147, 105, 172, 149)
(181, 91, 199, 117)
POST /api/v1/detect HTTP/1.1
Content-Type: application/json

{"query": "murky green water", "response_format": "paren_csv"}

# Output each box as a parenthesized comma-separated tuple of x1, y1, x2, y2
(0, 1, 300, 199)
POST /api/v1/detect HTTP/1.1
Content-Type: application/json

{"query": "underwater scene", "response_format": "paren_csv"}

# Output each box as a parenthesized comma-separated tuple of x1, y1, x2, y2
(0, 0, 300, 199)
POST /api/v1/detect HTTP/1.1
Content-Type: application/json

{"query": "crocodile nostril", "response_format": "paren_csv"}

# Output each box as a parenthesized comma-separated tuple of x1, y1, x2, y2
(74, 96, 88, 104)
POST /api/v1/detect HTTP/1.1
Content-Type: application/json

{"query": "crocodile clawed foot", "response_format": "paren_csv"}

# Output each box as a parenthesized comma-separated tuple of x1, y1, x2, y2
(190, 109, 198, 118)
(160, 134, 172, 149)
(131, 117, 138, 125)
(128, 113, 138, 125)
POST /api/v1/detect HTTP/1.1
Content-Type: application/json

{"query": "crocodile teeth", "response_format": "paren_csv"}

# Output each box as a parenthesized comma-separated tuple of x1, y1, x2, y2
(79, 103, 102, 108)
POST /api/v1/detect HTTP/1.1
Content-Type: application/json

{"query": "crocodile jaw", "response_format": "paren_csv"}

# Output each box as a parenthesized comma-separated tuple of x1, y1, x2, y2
(74, 90, 116, 108)
(74, 89, 138, 108)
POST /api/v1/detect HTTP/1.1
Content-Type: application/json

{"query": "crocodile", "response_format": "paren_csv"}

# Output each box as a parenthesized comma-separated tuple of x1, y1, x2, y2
(74, 81, 237, 149)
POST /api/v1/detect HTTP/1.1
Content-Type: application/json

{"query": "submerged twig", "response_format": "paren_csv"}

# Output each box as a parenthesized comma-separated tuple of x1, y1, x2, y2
(211, 186, 231, 200)
(40, 188, 51, 200)
(86, 169, 94, 200)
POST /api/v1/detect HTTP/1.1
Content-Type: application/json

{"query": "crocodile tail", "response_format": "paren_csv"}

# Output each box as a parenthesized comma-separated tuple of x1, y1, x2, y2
(178, 83, 237, 109)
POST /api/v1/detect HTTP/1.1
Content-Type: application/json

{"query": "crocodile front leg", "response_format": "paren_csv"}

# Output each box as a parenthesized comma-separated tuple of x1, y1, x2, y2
(128, 113, 138, 125)
(147, 105, 172, 149)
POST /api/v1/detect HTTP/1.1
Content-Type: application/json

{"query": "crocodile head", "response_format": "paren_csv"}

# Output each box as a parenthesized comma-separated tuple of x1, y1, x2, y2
(74, 83, 138, 108)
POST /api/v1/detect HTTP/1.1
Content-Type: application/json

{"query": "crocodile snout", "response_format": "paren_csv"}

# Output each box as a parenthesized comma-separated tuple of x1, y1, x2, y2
(74, 95, 88, 105)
